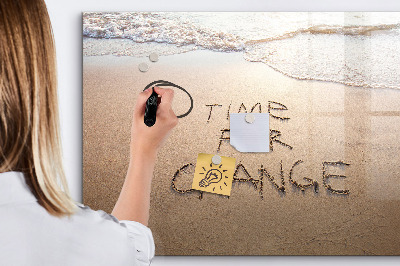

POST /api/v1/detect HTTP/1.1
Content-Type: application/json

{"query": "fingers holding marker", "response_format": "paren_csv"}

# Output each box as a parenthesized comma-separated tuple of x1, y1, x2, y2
(134, 88, 152, 118)
(154, 87, 174, 105)
(142, 80, 193, 119)
(152, 87, 177, 123)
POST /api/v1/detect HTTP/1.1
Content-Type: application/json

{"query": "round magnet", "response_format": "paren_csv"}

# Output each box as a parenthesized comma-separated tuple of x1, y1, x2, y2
(212, 155, 222, 165)
(245, 113, 255, 123)
(149, 53, 159, 62)
(138, 62, 149, 72)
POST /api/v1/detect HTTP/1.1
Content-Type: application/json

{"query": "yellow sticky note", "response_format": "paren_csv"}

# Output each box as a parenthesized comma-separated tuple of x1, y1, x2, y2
(191, 153, 236, 196)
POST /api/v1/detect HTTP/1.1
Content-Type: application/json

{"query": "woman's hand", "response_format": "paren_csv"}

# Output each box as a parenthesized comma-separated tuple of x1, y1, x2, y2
(112, 87, 178, 225)
(130, 87, 178, 155)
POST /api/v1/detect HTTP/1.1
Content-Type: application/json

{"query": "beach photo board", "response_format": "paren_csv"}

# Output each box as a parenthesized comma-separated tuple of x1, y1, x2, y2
(83, 12, 400, 255)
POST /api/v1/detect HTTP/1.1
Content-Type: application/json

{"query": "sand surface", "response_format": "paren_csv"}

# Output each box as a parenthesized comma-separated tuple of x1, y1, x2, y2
(83, 49, 400, 255)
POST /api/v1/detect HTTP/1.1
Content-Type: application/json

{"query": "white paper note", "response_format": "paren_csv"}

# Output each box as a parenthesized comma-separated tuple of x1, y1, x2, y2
(230, 113, 270, 153)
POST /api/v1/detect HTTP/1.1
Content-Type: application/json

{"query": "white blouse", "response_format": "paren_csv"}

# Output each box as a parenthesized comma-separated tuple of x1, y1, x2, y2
(0, 171, 155, 266)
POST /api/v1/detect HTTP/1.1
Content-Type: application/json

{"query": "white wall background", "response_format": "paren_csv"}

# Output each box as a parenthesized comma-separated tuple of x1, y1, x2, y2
(45, 0, 400, 265)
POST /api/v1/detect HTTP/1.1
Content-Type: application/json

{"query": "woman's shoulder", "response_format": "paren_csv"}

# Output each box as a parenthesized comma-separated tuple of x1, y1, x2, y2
(74, 202, 120, 224)
(73, 203, 155, 265)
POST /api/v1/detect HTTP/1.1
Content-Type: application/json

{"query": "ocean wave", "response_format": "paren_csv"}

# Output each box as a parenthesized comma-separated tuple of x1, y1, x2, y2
(246, 23, 400, 44)
(83, 12, 245, 52)
(244, 28, 400, 90)
(83, 38, 198, 57)
(83, 12, 400, 89)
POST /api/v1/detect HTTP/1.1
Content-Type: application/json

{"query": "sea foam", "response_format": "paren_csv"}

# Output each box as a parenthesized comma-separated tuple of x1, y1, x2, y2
(83, 12, 400, 89)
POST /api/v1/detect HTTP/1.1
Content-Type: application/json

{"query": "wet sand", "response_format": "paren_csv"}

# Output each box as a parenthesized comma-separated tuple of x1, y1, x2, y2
(83, 49, 400, 255)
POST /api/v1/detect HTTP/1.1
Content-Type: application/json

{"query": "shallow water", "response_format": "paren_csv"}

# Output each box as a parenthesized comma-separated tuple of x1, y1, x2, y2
(83, 12, 400, 90)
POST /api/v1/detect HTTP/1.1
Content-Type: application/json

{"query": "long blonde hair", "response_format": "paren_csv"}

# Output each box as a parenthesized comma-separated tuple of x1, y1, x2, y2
(0, 0, 76, 216)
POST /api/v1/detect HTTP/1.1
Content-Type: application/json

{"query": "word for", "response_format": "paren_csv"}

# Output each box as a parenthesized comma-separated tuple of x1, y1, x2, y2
(217, 128, 293, 152)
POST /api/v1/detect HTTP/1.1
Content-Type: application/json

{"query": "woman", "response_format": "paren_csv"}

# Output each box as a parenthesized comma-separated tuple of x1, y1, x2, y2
(0, 0, 178, 265)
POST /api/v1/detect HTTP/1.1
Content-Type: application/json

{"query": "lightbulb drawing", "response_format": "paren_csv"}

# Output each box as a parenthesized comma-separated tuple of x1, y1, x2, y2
(198, 166, 230, 193)
(199, 168, 223, 187)
(192, 153, 236, 196)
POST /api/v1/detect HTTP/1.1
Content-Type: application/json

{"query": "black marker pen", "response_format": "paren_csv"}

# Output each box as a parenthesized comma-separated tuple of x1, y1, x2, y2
(144, 87, 158, 127)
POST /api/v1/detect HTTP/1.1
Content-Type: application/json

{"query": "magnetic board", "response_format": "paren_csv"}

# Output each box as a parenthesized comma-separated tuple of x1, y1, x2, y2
(83, 12, 400, 255)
